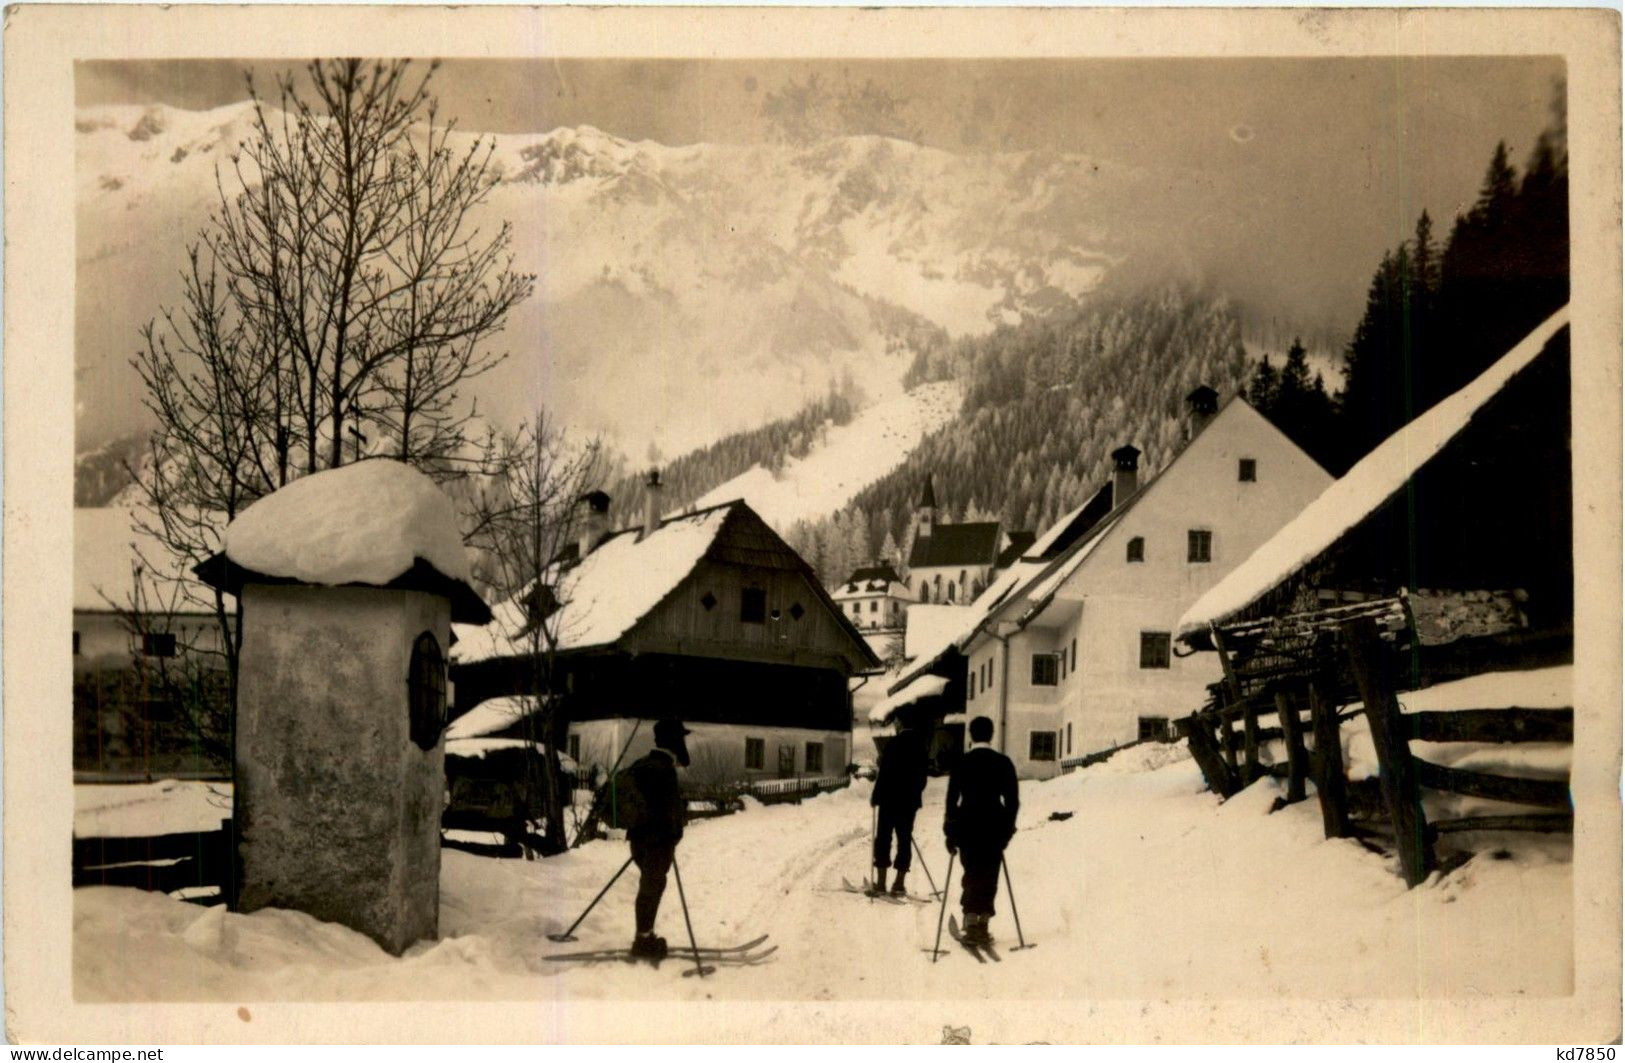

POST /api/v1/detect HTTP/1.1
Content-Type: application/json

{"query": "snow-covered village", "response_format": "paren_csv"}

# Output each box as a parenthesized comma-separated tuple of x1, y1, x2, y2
(13, 17, 1620, 1045)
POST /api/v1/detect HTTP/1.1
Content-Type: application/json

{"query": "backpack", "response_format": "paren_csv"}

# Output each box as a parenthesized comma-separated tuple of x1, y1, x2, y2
(608, 765, 646, 832)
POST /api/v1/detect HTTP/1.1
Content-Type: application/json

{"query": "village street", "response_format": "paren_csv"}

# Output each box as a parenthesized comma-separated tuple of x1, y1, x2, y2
(76, 672, 1574, 1031)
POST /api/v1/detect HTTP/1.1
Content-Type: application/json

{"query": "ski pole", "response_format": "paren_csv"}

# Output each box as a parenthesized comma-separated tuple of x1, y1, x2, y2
(571, 719, 645, 846)
(670, 854, 713, 978)
(870, 805, 880, 888)
(930, 852, 955, 963)
(911, 834, 942, 898)
(547, 855, 634, 942)
(1001, 854, 1034, 951)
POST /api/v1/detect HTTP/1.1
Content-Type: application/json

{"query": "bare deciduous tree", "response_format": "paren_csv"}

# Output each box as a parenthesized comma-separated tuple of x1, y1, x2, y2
(127, 57, 534, 704)
(464, 411, 607, 853)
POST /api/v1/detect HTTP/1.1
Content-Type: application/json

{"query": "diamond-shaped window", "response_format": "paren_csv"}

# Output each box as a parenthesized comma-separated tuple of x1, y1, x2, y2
(789, 602, 805, 621)
(700, 591, 717, 611)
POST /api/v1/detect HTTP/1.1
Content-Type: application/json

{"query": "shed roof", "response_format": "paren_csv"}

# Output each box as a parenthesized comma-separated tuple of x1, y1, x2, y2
(1177, 307, 1570, 641)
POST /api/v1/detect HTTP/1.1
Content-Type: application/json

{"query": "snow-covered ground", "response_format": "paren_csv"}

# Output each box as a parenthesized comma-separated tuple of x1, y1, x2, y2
(690, 380, 961, 529)
(75, 732, 1572, 1030)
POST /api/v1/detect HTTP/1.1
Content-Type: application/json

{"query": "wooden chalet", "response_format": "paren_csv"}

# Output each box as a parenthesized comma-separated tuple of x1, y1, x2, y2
(451, 487, 881, 790)
(1174, 308, 1574, 884)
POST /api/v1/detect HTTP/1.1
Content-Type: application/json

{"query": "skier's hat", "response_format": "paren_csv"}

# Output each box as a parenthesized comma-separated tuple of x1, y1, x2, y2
(654, 718, 692, 746)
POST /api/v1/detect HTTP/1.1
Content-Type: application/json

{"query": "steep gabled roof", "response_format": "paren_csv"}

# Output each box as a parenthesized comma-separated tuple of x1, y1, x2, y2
(892, 390, 1326, 691)
(1178, 307, 1571, 641)
(908, 521, 1001, 567)
(453, 498, 880, 670)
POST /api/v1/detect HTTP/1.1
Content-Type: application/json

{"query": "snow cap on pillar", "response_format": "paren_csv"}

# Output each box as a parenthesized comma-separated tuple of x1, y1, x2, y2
(196, 458, 489, 623)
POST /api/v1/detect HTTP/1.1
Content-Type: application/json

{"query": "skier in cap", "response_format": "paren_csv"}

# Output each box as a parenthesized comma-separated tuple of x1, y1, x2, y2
(943, 715, 1019, 946)
(869, 715, 930, 896)
(627, 717, 690, 959)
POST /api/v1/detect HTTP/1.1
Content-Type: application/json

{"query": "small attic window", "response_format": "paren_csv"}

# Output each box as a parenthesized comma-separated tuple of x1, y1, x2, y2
(700, 591, 717, 611)
(1126, 537, 1145, 563)
(1239, 458, 1257, 482)
(741, 587, 767, 624)
(789, 602, 805, 621)
(408, 631, 446, 752)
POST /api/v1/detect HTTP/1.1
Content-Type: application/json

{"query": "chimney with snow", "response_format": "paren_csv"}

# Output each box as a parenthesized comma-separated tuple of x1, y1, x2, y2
(1111, 444, 1141, 503)
(577, 490, 611, 558)
(1186, 385, 1219, 437)
(640, 469, 663, 541)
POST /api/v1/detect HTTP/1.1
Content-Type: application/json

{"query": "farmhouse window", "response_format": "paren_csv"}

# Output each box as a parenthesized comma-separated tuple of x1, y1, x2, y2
(1070, 638, 1077, 672)
(805, 741, 825, 774)
(567, 733, 581, 764)
(968, 667, 976, 699)
(407, 631, 447, 752)
(1138, 716, 1170, 742)
(870, 600, 878, 613)
(1028, 731, 1058, 762)
(1030, 653, 1059, 687)
(947, 584, 956, 603)
(1187, 530, 1212, 563)
(741, 587, 767, 623)
(1239, 458, 1257, 482)
(1139, 632, 1172, 670)
(1066, 722, 1073, 755)
(852, 602, 861, 615)
(700, 591, 717, 611)
(1059, 651, 1067, 680)
(790, 602, 805, 621)
(141, 632, 177, 658)
(745, 737, 765, 770)
(1126, 537, 1145, 563)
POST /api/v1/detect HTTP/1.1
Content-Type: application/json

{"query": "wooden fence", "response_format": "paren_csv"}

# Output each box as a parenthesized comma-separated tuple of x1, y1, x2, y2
(1184, 612, 1572, 887)
(72, 819, 235, 905)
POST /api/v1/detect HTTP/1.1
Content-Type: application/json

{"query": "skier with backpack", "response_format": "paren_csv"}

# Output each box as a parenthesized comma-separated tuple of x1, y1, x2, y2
(943, 715, 1019, 947)
(615, 717, 691, 960)
(869, 716, 931, 896)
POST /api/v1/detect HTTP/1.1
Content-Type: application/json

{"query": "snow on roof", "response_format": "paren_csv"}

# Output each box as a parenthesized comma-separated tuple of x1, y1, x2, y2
(902, 604, 977, 660)
(224, 459, 472, 587)
(868, 674, 948, 725)
(75, 507, 218, 613)
(445, 738, 578, 772)
(452, 505, 732, 663)
(1177, 307, 1570, 638)
(446, 696, 540, 740)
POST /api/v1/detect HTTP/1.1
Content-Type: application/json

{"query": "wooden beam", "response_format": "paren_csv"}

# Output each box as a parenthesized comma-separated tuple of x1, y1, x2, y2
(1276, 689, 1309, 804)
(1308, 680, 1350, 839)
(1242, 698, 1261, 784)
(1427, 813, 1573, 835)
(1184, 714, 1238, 798)
(1406, 708, 1573, 745)
(1413, 760, 1573, 810)
(1344, 618, 1434, 887)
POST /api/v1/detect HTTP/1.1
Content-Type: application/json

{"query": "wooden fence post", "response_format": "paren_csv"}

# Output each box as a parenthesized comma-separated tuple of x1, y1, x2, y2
(1242, 699, 1261, 784)
(1185, 714, 1237, 798)
(1343, 618, 1434, 887)
(1307, 680, 1350, 839)
(1274, 689, 1309, 804)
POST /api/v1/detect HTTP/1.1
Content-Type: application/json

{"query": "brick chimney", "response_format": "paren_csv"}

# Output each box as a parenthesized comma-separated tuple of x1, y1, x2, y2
(1186, 385, 1219, 437)
(640, 469, 663, 541)
(1111, 444, 1141, 503)
(577, 490, 611, 558)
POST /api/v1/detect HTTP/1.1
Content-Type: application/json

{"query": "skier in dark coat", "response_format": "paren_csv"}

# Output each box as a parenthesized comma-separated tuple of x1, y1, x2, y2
(870, 717, 930, 895)
(627, 718, 690, 959)
(943, 715, 1019, 946)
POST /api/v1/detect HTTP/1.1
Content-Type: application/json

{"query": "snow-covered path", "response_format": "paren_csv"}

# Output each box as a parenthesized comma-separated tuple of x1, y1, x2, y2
(76, 742, 1573, 1019)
